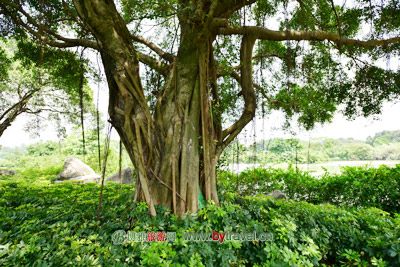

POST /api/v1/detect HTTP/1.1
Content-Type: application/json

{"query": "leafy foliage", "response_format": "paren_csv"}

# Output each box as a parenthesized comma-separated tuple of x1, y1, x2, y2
(14, 40, 93, 106)
(339, 66, 400, 118)
(0, 39, 94, 137)
(0, 46, 10, 81)
(1, 166, 400, 266)
(219, 165, 400, 213)
(120, 0, 178, 22)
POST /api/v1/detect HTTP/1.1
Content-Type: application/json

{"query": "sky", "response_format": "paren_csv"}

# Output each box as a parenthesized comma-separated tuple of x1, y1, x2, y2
(235, 101, 400, 146)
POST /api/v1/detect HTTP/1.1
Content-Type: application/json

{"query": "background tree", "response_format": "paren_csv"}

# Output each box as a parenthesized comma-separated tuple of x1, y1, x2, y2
(1, 0, 399, 216)
(0, 39, 94, 139)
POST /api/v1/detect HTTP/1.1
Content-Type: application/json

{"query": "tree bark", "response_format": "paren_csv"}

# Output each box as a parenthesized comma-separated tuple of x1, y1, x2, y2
(73, 0, 226, 216)
(0, 90, 37, 138)
(142, 22, 222, 215)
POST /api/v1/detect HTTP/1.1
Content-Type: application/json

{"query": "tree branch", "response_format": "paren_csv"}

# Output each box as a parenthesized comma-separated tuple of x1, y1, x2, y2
(329, 0, 342, 38)
(0, 88, 39, 137)
(0, 2, 99, 49)
(25, 108, 76, 115)
(131, 34, 175, 62)
(215, 0, 256, 18)
(137, 52, 171, 76)
(219, 26, 400, 48)
(217, 65, 276, 105)
(0, 88, 39, 122)
(219, 35, 256, 151)
(253, 51, 285, 62)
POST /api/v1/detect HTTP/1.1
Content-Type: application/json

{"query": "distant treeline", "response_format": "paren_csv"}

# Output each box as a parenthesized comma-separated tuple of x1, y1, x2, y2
(222, 130, 400, 164)
(2, 130, 400, 167)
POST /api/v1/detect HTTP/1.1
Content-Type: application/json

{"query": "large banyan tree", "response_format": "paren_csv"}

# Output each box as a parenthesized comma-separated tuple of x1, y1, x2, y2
(1, 0, 399, 216)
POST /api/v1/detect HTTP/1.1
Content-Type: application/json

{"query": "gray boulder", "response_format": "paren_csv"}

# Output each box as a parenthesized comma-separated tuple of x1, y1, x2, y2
(0, 169, 16, 176)
(56, 157, 100, 183)
(267, 190, 287, 199)
(106, 168, 134, 184)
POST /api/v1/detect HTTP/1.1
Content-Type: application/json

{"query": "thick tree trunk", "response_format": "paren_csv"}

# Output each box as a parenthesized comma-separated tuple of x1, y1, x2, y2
(74, 0, 232, 216)
(135, 24, 221, 215)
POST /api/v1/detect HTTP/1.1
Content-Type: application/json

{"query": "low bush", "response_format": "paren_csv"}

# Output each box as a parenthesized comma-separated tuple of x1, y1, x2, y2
(1, 168, 400, 266)
(218, 165, 400, 213)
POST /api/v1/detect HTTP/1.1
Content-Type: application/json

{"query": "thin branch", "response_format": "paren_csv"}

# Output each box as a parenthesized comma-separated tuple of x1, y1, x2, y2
(17, 5, 97, 48)
(0, 2, 98, 49)
(329, 0, 342, 38)
(253, 52, 285, 62)
(25, 108, 76, 115)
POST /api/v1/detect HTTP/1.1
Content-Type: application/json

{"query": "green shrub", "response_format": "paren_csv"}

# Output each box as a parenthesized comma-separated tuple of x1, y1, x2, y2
(237, 196, 400, 266)
(218, 165, 400, 213)
(1, 162, 399, 266)
(26, 141, 59, 156)
(1, 176, 400, 266)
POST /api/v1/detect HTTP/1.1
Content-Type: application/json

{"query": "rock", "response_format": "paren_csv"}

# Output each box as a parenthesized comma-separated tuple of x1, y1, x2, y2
(0, 169, 16, 176)
(56, 157, 100, 183)
(267, 190, 287, 199)
(106, 168, 134, 184)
